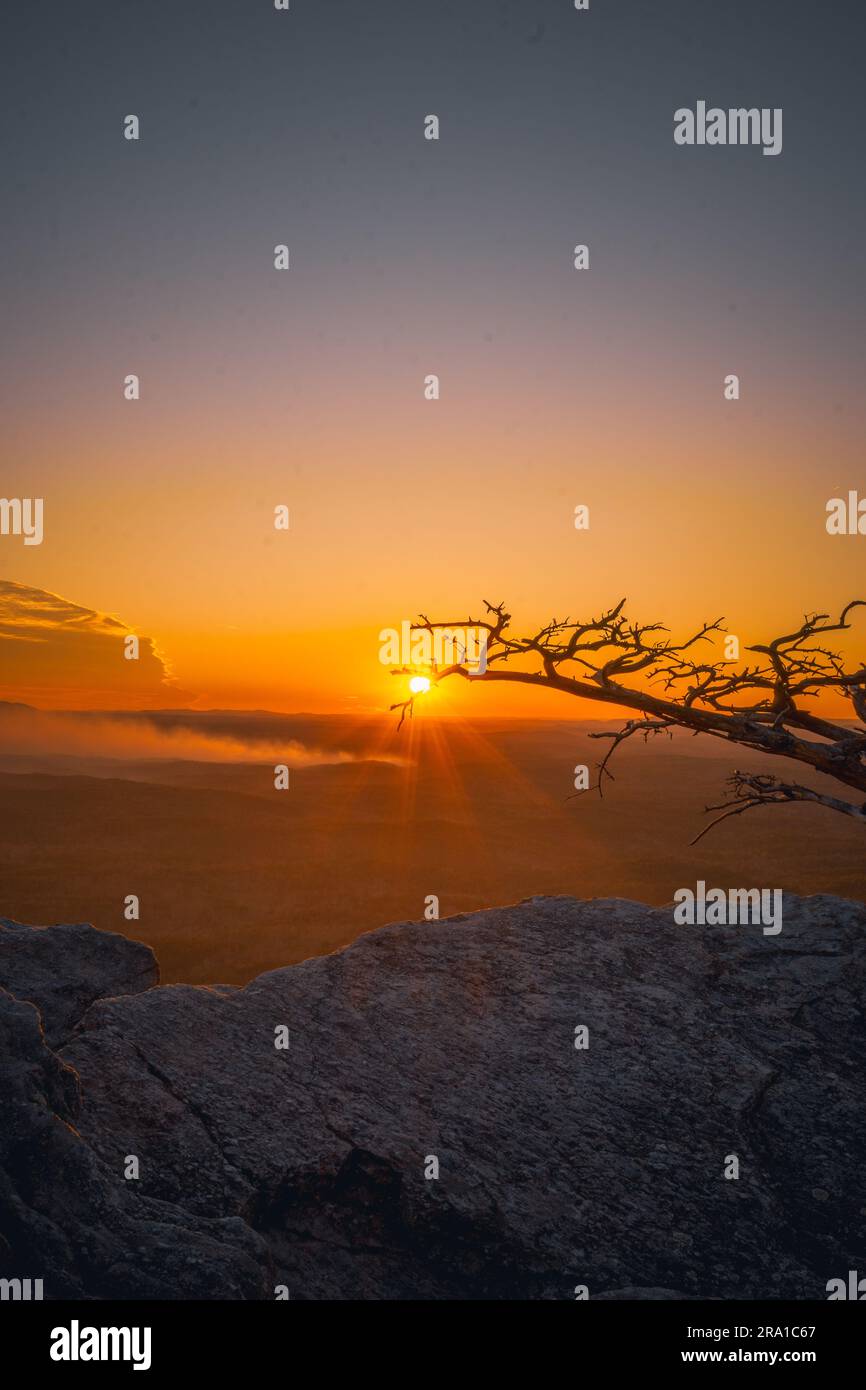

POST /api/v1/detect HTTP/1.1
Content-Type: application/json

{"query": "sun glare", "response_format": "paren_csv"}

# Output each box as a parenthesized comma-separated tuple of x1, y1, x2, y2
(409, 675, 431, 695)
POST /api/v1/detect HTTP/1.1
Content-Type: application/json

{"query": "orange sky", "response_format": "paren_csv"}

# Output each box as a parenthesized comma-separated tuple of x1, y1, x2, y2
(3, 382, 866, 718)
(2, 0, 865, 724)
(3, 215, 865, 720)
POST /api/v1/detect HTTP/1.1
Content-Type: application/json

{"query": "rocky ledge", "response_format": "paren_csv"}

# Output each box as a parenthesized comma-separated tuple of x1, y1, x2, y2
(1, 895, 865, 1300)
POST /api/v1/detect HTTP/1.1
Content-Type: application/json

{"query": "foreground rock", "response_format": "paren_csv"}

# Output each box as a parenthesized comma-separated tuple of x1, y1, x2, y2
(0, 988, 269, 1298)
(1, 894, 865, 1299)
(0, 917, 157, 1047)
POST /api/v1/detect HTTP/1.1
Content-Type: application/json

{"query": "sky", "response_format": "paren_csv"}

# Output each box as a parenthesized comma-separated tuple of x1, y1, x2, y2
(1, 0, 865, 715)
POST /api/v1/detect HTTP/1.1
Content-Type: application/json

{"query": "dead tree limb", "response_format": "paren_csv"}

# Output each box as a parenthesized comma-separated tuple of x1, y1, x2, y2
(390, 599, 866, 837)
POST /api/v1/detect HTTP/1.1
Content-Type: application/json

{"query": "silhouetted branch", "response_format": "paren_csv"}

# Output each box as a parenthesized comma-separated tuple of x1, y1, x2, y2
(391, 598, 866, 836)
(691, 771, 866, 844)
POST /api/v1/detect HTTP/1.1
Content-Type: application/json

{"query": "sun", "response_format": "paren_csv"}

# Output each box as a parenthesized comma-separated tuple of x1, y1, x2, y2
(409, 675, 431, 695)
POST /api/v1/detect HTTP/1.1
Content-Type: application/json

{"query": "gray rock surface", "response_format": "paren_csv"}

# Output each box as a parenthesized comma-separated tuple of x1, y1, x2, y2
(0, 916, 157, 1046)
(0, 987, 269, 1298)
(2, 893, 865, 1299)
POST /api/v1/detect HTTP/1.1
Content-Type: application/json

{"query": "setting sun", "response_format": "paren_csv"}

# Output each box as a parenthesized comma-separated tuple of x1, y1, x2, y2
(409, 676, 431, 695)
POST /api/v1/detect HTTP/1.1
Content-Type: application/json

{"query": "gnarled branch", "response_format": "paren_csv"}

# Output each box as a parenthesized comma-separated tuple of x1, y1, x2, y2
(391, 598, 866, 837)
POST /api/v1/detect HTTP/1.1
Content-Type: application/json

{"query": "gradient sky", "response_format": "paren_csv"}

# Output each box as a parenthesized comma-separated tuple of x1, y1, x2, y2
(1, 0, 865, 714)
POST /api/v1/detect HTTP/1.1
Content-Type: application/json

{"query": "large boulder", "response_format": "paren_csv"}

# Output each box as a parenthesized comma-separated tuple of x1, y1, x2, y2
(0, 986, 270, 1298)
(2, 893, 865, 1298)
(0, 917, 157, 1046)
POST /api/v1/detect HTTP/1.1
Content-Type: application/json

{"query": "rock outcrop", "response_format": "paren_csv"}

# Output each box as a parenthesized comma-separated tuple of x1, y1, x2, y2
(0, 917, 157, 1047)
(1, 894, 865, 1299)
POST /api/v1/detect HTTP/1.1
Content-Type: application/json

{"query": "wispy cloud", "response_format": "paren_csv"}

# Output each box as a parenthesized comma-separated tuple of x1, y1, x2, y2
(0, 703, 371, 765)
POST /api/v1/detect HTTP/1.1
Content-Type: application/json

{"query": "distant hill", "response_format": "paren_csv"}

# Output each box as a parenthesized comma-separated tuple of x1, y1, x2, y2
(0, 718, 862, 983)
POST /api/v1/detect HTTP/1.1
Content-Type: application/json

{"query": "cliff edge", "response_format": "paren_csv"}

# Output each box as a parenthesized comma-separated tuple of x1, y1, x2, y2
(1, 894, 864, 1299)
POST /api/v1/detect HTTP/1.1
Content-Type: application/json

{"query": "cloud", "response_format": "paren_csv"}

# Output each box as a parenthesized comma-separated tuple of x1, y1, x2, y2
(0, 579, 191, 708)
(0, 704, 373, 766)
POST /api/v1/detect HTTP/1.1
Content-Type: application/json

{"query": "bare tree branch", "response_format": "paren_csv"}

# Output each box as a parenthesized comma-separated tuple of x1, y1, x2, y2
(391, 599, 866, 837)
(690, 771, 866, 844)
